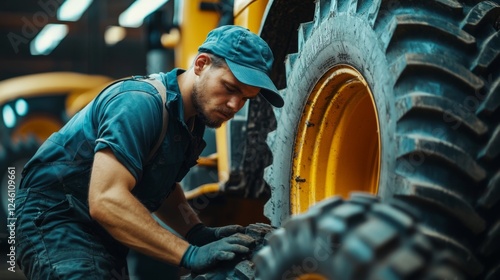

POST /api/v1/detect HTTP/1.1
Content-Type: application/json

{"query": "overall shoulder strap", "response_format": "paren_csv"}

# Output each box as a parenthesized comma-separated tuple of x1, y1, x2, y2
(139, 74, 169, 162)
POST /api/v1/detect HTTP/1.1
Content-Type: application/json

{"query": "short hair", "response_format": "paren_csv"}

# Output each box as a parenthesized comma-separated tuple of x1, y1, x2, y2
(207, 53, 226, 68)
(194, 52, 227, 69)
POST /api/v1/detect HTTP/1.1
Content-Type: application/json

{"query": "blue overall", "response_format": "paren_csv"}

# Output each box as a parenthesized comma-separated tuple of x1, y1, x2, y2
(15, 69, 206, 279)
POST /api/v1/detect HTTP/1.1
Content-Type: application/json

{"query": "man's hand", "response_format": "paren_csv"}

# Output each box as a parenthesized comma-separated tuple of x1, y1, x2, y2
(180, 233, 255, 273)
(186, 223, 245, 246)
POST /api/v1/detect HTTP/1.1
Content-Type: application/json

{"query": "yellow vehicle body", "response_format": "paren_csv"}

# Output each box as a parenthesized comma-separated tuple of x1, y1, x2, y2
(0, 72, 112, 142)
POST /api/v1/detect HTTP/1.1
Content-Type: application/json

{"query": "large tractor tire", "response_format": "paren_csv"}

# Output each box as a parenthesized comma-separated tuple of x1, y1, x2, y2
(254, 193, 466, 280)
(264, 0, 500, 278)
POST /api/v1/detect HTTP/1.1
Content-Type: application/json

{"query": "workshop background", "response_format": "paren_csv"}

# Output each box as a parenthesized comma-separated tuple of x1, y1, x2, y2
(0, 0, 150, 81)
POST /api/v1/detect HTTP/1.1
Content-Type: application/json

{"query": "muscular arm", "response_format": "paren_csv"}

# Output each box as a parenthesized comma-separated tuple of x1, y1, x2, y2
(154, 183, 202, 237)
(88, 149, 188, 265)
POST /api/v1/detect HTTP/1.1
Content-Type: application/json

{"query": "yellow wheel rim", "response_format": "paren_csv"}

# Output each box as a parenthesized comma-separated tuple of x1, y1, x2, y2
(291, 65, 380, 214)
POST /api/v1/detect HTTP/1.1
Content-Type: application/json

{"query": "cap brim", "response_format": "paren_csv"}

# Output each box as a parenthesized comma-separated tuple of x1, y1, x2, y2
(226, 59, 284, 108)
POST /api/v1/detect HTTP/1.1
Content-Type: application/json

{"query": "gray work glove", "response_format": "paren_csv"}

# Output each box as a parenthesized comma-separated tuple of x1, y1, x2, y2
(185, 223, 245, 246)
(180, 233, 255, 273)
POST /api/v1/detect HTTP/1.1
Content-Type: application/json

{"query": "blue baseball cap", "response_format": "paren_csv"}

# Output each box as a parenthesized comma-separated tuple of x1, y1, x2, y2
(198, 25, 284, 108)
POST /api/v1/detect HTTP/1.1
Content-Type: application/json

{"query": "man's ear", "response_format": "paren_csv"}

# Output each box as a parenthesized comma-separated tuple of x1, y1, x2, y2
(193, 53, 211, 75)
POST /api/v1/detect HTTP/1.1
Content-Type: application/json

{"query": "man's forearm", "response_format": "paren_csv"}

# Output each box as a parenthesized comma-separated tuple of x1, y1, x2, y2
(154, 183, 202, 237)
(90, 185, 189, 265)
(88, 150, 189, 265)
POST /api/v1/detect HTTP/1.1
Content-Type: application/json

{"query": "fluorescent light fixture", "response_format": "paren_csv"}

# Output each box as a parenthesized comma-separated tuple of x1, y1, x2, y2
(58, 0, 93, 21)
(119, 0, 169, 28)
(30, 24, 69, 55)
(105, 26, 126, 46)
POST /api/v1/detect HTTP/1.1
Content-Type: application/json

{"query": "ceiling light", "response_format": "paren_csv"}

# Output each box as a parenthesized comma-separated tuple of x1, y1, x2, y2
(105, 26, 126, 46)
(58, 0, 93, 21)
(119, 0, 169, 28)
(30, 24, 69, 55)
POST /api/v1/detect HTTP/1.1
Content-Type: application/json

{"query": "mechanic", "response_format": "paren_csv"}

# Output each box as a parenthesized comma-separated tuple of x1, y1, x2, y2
(15, 25, 284, 279)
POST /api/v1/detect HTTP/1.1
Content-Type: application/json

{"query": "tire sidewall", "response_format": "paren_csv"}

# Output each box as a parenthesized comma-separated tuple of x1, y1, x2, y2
(268, 13, 398, 225)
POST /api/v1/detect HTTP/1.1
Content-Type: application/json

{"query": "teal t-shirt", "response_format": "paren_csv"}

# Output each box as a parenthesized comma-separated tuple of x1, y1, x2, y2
(21, 69, 206, 211)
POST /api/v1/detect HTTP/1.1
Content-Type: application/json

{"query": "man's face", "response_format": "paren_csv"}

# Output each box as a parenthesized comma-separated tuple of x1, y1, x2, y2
(192, 64, 260, 128)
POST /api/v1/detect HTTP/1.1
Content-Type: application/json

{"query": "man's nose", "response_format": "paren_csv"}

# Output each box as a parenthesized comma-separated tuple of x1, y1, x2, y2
(227, 96, 244, 111)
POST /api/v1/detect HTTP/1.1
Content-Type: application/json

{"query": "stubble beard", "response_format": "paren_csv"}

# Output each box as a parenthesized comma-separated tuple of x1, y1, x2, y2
(192, 84, 224, 128)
